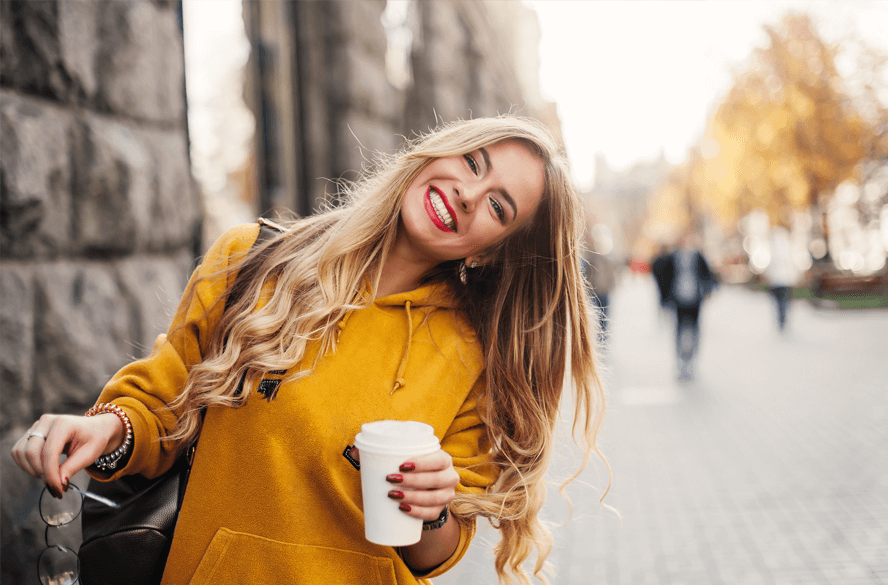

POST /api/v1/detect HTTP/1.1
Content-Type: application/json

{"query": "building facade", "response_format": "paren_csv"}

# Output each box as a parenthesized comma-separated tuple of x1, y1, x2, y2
(1, 3, 199, 582)
(0, 2, 556, 582)
(239, 0, 558, 232)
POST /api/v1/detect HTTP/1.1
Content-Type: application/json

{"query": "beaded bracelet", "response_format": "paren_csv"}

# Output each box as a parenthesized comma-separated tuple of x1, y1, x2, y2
(85, 403, 133, 471)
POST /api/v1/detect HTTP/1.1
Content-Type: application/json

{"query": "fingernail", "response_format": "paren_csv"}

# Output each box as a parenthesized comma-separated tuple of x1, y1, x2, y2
(399, 503, 412, 512)
(388, 490, 404, 500)
(62, 477, 69, 491)
(386, 474, 403, 484)
(399, 462, 415, 472)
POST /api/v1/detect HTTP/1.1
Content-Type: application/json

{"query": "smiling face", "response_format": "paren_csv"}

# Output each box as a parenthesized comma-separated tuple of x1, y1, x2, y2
(397, 140, 546, 268)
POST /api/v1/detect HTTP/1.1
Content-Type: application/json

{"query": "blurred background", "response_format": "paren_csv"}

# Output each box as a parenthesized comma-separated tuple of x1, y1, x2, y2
(1, 1, 886, 584)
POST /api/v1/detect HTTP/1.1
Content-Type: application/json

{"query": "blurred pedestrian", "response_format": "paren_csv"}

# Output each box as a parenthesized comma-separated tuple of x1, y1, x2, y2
(654, 231, 717, 381)
(9, 117, 607, 585)
(651, 244, 672, 325)
(765, 223, 796, 332)
(582, 228, 617, 339)
(583, 252, 617, 337)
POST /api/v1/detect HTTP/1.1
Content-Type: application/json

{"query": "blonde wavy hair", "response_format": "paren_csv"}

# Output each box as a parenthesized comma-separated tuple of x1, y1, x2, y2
(167, 115, 608, 584)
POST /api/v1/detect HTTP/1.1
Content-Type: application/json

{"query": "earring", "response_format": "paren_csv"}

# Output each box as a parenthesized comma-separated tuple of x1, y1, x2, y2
(459, 263, 468, 284)
(469, 260, 479, 269)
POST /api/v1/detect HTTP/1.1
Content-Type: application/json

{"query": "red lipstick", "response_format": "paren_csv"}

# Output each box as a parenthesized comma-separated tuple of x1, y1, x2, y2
(424, 187, 458, 233)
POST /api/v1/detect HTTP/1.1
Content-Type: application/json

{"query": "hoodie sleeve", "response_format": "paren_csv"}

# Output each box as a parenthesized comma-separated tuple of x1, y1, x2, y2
(87, 223, 262, 482)
(419, 375, 498, 579)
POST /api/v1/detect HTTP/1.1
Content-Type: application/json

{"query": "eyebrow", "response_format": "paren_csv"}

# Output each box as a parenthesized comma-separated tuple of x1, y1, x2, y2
(478, 147, 518, 220)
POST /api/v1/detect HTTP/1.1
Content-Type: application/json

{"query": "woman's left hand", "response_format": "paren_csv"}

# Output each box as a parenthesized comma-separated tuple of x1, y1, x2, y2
(385, 450, 460, 520)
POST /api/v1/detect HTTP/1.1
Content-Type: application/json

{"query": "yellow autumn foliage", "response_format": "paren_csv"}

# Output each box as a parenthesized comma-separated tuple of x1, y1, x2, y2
(643, 12, 885, 245)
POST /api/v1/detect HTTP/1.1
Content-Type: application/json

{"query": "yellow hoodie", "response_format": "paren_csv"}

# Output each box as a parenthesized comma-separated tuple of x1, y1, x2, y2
(91, 223, 498, 584)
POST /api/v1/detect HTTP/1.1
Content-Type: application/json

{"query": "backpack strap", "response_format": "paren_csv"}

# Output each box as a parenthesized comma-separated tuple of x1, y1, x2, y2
(257, 217, 286, 240)
(223, 218, 285, 313)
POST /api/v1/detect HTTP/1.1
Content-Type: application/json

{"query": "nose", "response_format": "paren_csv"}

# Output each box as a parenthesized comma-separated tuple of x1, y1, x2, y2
(456, 182, 483, 213)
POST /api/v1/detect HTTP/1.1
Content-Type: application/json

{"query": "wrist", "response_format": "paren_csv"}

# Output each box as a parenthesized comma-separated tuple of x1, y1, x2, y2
(422, 506, 449, 531)
(96, 413, 125, 454)
(85, 403, 133, 471)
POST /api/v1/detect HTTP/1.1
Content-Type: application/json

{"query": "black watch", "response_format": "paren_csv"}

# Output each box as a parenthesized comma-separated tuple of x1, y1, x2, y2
(422, 506, 449, 531)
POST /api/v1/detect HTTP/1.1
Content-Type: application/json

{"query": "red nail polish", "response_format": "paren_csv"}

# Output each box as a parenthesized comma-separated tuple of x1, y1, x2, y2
(388, 490, 404, 500)
(386, 474, 403, 484)
(399, 503, 412, 512)
(399, 462, 415, 472)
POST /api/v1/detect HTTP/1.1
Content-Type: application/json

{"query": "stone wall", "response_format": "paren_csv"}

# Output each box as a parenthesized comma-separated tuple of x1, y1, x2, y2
(0, 2, 199, 583)
(242, 0, 554, 225)
(242, 0, 406, 216)
(408, 1, 535, 131)
(327, 0, 406, 183)
(0, 1, 555, 581)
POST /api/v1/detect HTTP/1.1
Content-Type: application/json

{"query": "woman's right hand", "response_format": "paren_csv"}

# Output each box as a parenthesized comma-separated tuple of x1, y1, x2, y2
(10, 413, 125, 498)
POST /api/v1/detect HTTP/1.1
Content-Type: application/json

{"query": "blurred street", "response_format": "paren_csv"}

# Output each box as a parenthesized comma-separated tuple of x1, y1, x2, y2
(440, 276, 888, 585)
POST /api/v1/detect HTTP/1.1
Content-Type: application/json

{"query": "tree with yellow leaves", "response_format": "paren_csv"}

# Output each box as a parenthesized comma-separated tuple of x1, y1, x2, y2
(706, 13, 884, 229)
(640, 13, 886, 260)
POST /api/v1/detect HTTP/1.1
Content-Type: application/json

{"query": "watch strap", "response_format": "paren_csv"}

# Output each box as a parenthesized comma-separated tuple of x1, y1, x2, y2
(422, 506, 449, 531)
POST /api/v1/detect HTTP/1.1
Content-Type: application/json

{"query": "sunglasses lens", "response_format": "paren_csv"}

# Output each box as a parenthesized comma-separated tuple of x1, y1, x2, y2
(37, 545, 79, 585)
(39, 485, 83, 526)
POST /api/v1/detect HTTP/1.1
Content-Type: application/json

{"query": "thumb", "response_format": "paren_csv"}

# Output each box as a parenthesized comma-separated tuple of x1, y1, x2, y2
(58, 441, 105, 487)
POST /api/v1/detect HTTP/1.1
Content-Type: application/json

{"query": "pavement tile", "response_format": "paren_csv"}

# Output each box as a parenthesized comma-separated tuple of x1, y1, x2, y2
(437, 282, 888, 585)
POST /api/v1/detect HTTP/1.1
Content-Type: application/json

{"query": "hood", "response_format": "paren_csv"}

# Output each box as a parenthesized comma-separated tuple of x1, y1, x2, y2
(338, 280, 462, 394)
(373, 281, 460, 310)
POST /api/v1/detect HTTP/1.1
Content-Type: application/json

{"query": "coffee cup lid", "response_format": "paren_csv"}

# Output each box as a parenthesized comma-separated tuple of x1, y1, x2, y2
(354, 420, 440, 455)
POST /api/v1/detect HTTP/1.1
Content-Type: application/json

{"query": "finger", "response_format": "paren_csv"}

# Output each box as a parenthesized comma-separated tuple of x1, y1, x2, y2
(349, 447, 360, 464)
(13, 417, 57, 480)
(10, 437, 40, 478)
(41, 419, 73, 494)
(395, 487, 455, 509)
(396, 502, 447, 522)
(58, 438, 104, 487)
(23, 429, 53, 480)
(393, 467, 460, 491)
(398, 450, 452, 473)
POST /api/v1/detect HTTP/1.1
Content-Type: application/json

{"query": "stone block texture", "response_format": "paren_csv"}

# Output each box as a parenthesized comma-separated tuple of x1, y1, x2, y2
(406, 1, 530, 130)
(1, 2, 197, 583)
(0, 1, 184, 122)
(0, 93, 74, 258)
(0, 266, 35, 433)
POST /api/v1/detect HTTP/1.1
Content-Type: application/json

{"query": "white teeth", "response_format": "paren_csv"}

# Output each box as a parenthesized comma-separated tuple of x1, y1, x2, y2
(429, 190, 455, 230)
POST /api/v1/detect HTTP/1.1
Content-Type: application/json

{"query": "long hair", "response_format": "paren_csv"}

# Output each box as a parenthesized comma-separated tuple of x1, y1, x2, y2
(167, 115, 608, 584)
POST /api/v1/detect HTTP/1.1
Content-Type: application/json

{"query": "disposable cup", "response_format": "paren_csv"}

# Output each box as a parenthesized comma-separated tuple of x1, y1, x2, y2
(353, 420, 440, 546)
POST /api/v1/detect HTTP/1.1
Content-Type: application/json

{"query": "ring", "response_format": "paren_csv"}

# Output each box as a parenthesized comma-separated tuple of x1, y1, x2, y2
(26, 431, 47, 441)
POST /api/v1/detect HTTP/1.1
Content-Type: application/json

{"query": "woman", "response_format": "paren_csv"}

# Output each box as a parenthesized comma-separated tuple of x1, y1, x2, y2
(12, 116, 608, 584)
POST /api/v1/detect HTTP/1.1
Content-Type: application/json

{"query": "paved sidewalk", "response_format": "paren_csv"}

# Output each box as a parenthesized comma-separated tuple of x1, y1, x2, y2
(439, 277, 888, 584)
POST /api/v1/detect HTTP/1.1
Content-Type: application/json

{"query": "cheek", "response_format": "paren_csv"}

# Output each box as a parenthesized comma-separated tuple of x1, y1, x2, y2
(472, 220, 510, 249)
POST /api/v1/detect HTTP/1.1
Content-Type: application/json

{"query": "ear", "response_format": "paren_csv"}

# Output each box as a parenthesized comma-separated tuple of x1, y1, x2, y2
(465, 256, 484, 268)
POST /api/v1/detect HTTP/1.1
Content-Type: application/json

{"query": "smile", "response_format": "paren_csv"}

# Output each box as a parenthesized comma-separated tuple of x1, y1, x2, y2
(424, 187, 457, 232)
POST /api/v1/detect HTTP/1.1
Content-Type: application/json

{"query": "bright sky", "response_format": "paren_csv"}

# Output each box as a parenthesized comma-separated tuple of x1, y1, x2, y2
(528, 0, 888, 190)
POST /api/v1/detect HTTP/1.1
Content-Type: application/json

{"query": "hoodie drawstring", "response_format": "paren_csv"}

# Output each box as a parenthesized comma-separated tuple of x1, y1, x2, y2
(336, 311, 351, 343)
(391, 300, 413, 394)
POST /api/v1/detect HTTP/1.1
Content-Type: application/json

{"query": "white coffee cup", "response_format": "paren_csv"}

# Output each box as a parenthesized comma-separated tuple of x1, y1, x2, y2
(353, 420, 441, 546)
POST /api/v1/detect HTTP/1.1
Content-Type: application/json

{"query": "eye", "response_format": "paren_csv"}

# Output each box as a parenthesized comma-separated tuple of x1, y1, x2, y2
(489, 197, 505, 222)
(464, 154, 478, 175)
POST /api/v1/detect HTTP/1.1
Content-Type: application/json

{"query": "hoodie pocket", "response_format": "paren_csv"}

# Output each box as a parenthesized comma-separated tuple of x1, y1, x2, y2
(188, 528, 397, 585)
